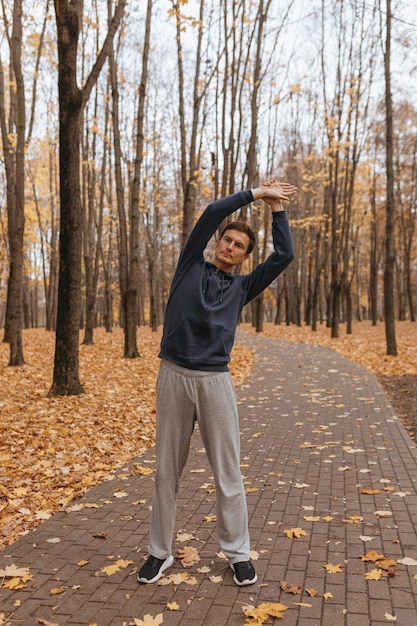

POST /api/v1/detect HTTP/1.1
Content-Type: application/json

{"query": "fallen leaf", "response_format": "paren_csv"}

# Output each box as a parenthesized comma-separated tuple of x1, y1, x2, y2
(209, 575, 223, 583)
(284, 528, 308, 539)
(294, 482, 309, 489)
(360, 488, 380, 495)
(132, 465, 155, 476)
(397, 557, 417, 566)
(203, 515, 216, 522)
(374, 510, 393, 518)
(99, 559, 134, 576)
(365, 569, 382, 580)
(0, 564, 30, 578)
(323, 592, 333, 600)
(294, 602, 313, 607)
(132, 614, 163, 626)
(384, 613, 397, 621)
(324, 563, 343, 573)
(243, 602, 289, 624)
(167, 602, 179, 611)
(280, 580, 302, 594)
(157, 572, 197, 586)
(50, 586, 66, 595)
(175, 532, 194, 542)
(360, 550, 385, 562)
(305, 587, 318, 597)
(175, 546, 200, 567)
(77, 560, 90, 567)
(113, 491, 128, 499)
(36, 619, 60, 626)
(343, 515, 364, 524)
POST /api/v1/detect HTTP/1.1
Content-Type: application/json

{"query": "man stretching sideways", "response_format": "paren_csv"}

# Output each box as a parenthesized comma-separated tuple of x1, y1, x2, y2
(138, 180, 298, 586)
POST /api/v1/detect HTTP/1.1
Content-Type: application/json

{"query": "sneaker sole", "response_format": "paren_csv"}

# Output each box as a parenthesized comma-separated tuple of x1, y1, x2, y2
(137, 555, 174, 584)
(230, 564, 258, 586)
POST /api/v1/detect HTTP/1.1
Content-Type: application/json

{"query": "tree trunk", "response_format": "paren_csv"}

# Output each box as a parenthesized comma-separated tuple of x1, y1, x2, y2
(1, 0, 25, 365)
(50, 0, 126, 395)
(383, 0, 397, 356)
(123, 0, 152, 357)
(50, 0, 84, 395)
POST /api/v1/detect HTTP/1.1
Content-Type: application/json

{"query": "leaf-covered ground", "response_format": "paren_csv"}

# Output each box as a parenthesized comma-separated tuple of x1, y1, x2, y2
(1, 321, 416, 551)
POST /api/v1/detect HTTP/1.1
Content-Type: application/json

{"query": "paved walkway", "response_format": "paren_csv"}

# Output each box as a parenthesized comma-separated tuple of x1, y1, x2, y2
(1, 332, 417, 626)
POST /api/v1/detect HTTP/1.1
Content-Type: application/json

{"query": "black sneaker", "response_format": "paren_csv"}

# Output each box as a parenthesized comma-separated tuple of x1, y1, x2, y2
(137, 554, 174, 584)
(230, 560, 257, 586)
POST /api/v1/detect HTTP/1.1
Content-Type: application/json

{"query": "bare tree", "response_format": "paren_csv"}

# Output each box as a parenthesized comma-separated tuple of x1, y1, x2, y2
(49, 0, 126, 396)
(382, 0, 397, 355)
(0, 0, 25, 365)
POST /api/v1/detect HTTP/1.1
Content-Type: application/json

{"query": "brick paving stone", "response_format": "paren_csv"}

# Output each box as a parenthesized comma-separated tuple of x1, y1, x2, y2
(2, 331, 417, 625)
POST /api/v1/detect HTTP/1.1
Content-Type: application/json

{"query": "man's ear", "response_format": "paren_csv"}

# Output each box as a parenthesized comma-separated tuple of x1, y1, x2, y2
(241, 253, 249, 263)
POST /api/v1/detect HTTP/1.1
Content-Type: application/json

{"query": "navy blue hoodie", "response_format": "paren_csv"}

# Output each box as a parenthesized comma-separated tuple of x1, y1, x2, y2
(159, 189, 294, 371)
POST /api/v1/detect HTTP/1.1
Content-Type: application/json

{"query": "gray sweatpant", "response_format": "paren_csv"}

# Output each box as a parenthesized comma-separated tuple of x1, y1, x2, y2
(148, 359, 250, 564)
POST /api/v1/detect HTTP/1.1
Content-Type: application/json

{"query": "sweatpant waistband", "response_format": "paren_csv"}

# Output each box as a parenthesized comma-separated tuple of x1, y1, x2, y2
(160, 358, 229, 380)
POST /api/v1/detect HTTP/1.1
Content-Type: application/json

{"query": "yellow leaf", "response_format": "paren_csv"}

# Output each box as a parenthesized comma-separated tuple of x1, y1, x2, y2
(324, 563, 343, 573)
(157, 572, 196, 586)
(77, 560, 90, 567)
(50, 586, 66, 595)
(280, 580, 302, 594)
(243, 602, 289, 624)
(100, 559, 134, 576)
(284, 527, 308, 539)
(167, 602, 179, 610)
(203, 515, 216, 522)
(3, 577, 26, 590)
(294, 602, 313, 607)
(133, 465, 155, 476)
(323, 592, 333, 599)
(305, 587, 318, 597)
(175, 546, 200, 567)
(132, 614, 163, 626)
(360, 488, 380, 495)
(304, 516, 321, 522)
(209, 575, 223, 583)
(360, 550, 385, 562)
(343, 514, 364, 524)
(378, 559, 397, 570)
(365, 568, 382, 580)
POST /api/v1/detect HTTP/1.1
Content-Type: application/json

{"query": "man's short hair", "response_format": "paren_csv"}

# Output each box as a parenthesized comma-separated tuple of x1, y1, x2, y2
(218, 221, 256, 255)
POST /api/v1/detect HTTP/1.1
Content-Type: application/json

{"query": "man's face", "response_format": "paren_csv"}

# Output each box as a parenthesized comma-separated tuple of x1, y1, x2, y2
(214, 228, 250, 271)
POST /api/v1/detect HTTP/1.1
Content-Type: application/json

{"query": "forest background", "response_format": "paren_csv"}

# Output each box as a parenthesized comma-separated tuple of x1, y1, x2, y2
(0, 0, 417, 546)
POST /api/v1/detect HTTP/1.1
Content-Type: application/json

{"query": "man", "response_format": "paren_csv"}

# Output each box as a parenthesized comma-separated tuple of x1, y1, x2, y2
(138, 180, 297, 586)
